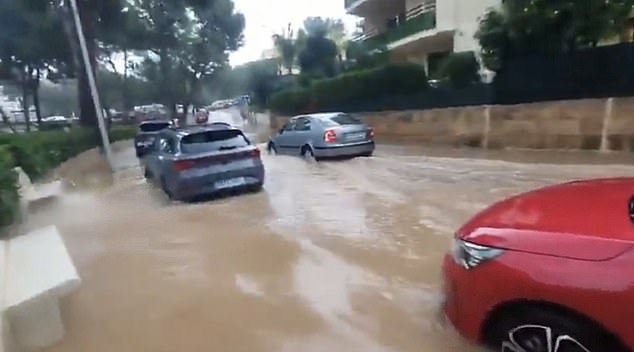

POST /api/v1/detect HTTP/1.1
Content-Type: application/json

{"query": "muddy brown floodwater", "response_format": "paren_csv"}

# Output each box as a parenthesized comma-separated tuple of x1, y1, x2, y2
(18, 136, 634, 352)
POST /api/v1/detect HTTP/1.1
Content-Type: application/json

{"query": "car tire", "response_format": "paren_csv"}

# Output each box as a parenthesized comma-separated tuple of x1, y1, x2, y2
(301, 145, 316, 162)
(267, 142, 277, 155)
(160, 177, 174, 200)
(484, 306, 626, 352)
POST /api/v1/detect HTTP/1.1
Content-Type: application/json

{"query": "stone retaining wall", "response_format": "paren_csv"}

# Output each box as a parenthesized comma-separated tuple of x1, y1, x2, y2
(269, 97, 634, 151)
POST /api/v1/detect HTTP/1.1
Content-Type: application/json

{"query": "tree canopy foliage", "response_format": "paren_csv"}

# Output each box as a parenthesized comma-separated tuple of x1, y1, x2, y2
(271, 17, 345, 78)
(0, 0, 245, 129)
(476, 0, 634, 71)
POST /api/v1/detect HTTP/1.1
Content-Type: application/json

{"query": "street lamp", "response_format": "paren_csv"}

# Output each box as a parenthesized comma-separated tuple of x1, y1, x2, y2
(67, 0, 113, 170)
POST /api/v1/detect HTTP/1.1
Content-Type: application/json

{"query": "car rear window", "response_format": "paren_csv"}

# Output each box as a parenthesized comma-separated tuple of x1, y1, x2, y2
(322, 114, 362, 126)
(139, 122, 170, 132)
(180, 130, 250, 154)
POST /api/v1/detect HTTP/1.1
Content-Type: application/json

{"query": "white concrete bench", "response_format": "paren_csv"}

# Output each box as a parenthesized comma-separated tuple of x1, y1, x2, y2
(14, 167, 62, 220)
(1, 225, 81, 351)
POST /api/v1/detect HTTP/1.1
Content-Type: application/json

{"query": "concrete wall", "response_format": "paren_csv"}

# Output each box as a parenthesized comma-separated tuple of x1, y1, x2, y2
(269, 97, 634, 151)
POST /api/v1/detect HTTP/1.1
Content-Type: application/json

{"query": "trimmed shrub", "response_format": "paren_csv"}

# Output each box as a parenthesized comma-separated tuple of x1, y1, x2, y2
(268, 88, 312, 115)
(268, 63, 428, 115)
(437, 51, 480, 87)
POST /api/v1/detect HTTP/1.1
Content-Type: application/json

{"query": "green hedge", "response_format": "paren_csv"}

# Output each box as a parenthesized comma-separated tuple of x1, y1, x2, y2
(0, 146, 18, 229)
(0, 126, 136, 230)
(269, 63, 429, 115)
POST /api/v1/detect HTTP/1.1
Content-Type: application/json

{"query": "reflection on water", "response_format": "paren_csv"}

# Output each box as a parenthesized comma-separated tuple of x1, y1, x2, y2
(22, 139, 633, 352)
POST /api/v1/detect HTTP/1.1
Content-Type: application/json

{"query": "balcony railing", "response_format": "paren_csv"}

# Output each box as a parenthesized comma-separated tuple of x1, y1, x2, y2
(353, 2, 437, 50)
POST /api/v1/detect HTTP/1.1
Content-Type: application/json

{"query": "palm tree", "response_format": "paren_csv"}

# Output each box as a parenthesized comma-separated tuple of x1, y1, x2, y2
(272, 23, 297, 75)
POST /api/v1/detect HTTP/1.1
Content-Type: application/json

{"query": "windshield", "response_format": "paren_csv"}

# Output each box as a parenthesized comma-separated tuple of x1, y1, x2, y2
(321, 114, 363, 127)
(180, 130, 250, 154)
(139, 122, 170, 132)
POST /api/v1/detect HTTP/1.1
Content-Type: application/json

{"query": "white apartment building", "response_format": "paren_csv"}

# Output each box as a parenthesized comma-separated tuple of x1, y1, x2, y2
(346, 0, 500, 74)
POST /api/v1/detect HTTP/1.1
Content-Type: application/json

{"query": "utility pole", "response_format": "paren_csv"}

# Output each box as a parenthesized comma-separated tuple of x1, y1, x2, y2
(68, 0, 113, 170)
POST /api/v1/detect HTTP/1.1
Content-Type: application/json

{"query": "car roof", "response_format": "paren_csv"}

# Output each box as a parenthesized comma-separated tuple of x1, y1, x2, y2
(139, 120, 171, 125)
(163, 124, 241, 138)
(293, 112, 345, 120)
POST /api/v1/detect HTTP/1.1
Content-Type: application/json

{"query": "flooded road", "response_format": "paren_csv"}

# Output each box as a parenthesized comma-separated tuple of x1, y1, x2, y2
(20, 139, 634, 352)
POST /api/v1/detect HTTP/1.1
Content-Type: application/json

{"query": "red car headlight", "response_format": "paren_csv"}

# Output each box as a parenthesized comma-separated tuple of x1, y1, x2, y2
(451, 239, 504, 270)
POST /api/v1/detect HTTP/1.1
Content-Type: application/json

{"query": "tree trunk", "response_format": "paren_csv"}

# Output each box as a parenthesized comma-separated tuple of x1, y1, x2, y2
(123, 49, 131, 110)
(59, 1, 87, 125)
(77, 0, 98, 127)
(20, 69, 31, 133)
(0, 107, 16, 133)
(158, 49, 175, 117)
(32, 68, 42, 124)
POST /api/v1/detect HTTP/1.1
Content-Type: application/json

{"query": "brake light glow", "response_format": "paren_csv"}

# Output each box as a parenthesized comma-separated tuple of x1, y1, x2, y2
(324, 129, 337, 143)
(173, 160, 195, 171)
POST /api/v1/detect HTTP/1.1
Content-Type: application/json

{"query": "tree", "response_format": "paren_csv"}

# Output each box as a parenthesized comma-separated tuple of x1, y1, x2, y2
(476, 0, 634, 71)
(297, 17, 339, 77)
(272, 24, 298, 75)
(0, 0, 71, 129)
(304, 17, 347, 63)
(99, 6, 150, 111)
(177, 0, 245, 114)
(52, 0, 128, 127)
(132, 0, 244, 122)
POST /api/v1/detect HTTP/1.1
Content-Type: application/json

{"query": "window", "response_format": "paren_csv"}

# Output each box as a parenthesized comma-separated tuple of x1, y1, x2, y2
(294, 117, 311, 131)
(282, 121, 295, 131)
(180, 130, 250, 154)
(139, 121, 171, 132)
(321, 114, 362, 127)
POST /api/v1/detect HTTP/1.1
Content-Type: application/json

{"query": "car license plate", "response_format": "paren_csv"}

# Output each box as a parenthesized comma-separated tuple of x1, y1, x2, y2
(347, 132, 366, 140)
(137, 138, 154, 147)
(215, 177, 245, 189)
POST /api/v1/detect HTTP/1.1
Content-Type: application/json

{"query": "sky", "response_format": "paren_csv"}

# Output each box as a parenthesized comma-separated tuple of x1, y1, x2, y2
(229, 0, 359, 66)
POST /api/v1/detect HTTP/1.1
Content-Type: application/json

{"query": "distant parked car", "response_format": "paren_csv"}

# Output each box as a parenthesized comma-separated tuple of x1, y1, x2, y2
(443, 178, 634, 352)
(141, 125, 264, 201)
(267, 112, 375, 160)
(38, 116, 71, 130)
(134, 120, 172, 158)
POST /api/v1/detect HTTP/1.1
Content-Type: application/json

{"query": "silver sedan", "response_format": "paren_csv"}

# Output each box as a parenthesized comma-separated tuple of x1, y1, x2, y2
(267, 112, 375, 160)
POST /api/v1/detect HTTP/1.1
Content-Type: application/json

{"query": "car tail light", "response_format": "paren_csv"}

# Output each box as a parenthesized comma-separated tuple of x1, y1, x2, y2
(369, 128, 375, 139)
(250, 148, 261, 158)
(173, 160, 195, 171)
(451, 239, 504, 270)
(324, 129, 337, 143)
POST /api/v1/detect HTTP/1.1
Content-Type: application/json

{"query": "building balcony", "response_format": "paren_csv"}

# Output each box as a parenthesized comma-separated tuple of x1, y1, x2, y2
(346, 0, 405, 17)
(345, 0, 371, 14)
(353, 2, 437, 51)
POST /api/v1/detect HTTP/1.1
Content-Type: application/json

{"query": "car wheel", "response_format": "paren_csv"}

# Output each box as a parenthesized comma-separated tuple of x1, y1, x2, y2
(250, 183, 264, 192)
(484, 306, 626, 352)
(267, 142, 277, 155)
(301, 145, 316, 162)
(160, 178, 174, 200)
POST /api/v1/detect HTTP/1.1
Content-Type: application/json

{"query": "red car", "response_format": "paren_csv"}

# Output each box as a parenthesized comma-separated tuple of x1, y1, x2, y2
(443, 178, 634, 352)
